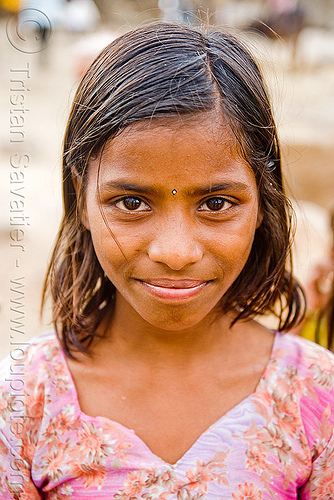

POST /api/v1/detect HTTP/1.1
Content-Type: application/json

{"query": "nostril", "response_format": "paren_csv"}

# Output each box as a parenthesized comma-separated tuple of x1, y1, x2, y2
(148, 239, 203, 270)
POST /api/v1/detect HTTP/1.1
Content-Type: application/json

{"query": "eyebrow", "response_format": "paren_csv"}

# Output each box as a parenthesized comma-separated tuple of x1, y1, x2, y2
(99, 181, 161, 195)
(98, 180, 252, 196)
(190, 182, 252, 196)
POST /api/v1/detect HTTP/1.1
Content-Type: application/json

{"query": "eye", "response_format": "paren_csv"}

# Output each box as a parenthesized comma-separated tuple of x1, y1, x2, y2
(199, 197, 234, 212)
(114, 196, 150, 212)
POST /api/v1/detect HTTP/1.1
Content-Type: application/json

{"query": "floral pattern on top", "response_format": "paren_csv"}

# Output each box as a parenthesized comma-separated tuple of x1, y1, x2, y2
(0, 331, 334, 499)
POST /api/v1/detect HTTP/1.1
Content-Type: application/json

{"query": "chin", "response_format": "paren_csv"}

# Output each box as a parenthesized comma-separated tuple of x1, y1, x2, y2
(142, 308, 216, 332)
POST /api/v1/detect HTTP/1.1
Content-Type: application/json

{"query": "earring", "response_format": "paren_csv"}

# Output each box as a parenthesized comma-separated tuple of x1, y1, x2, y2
(172, 189, 177, 195)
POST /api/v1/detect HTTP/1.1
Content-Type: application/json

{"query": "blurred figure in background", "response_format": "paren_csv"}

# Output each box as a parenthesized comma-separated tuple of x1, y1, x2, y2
(159, 0, 183, 22)
(62, 0, 100, 33)
(328, 213, 334, 350)
(248, 0, 306, 66)
(267, 0, 298, 15)
(159, 0, 217, 25)
(293, 202, 334, 351)
(266, 0, 305, 36)
(18, 0, 100, 64)
(19, 0, 66, 51)
(301, 210, 334, 351)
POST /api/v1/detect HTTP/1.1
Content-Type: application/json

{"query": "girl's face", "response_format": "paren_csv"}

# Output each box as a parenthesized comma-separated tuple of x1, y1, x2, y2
(83, 113, 262, 332)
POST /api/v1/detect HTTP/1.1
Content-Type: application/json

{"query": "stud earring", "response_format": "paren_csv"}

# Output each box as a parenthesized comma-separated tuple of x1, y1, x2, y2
(172, 189, 177, 195)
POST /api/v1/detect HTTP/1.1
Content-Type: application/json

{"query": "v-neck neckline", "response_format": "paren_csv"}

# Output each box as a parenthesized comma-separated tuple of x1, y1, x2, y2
(55, 330, 280, 468)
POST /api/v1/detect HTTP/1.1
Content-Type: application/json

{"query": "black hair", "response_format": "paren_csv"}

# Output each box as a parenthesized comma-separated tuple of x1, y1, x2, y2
(42, 22, 305, 357)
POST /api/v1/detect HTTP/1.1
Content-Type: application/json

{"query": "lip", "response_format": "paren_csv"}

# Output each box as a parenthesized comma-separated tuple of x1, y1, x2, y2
(136, 279, 210, 301)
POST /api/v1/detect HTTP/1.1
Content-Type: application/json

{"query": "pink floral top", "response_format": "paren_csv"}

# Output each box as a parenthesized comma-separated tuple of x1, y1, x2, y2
(0, 331, 334, 500)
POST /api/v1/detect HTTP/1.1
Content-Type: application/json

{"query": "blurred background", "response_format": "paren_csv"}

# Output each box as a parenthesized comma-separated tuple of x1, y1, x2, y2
(0, 0, 333, 358)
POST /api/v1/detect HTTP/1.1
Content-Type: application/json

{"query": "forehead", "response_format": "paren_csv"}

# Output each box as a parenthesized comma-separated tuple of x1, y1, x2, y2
(89, 112, 255, 189)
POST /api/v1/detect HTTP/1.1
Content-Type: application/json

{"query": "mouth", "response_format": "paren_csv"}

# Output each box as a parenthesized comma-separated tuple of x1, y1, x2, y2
(136, 279, 211, 301)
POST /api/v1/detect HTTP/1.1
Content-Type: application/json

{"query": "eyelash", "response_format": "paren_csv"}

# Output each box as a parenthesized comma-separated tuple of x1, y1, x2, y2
(199, 197, 234, 212)
(114, 197, 150, 212)
(113, 196, 235, 213)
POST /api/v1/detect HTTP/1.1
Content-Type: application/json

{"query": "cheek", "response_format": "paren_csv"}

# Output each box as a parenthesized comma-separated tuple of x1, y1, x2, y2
(210, 222, 257, 271)
(87, 214, 122, 270)
(91, 239, 129, 291)
(88, 217, 146, 281)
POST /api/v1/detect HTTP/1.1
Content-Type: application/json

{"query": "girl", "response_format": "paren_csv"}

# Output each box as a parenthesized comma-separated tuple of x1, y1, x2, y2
(1, 22, 334, 500)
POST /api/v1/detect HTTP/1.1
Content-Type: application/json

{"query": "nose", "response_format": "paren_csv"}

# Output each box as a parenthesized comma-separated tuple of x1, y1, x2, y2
(148, 215, 203, 270)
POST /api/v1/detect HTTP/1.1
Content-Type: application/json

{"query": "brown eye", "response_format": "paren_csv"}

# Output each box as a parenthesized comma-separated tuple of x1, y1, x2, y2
(200, 197, 233, 212)
(123, 197, 141, 210)
(115, 197, 150, 212)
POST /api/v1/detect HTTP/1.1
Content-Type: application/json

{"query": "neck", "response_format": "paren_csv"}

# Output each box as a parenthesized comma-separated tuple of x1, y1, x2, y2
(91, 296, 236, 368)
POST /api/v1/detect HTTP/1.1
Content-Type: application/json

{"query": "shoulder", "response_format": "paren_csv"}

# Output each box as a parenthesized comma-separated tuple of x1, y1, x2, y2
(0, 331, 70, 440)
(272, 333, 334, 457)
(0, 331, 62, 385)
(272, 332, 334, 398)
(273, 331, 334, 378)
(0, 330, 59, 364)
(0, 330, 74, 406)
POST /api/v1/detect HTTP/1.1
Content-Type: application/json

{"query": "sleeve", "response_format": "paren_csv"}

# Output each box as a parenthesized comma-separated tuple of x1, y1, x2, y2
(297, 428, 334, 499)
(0, 356, 42, 500)
(296, 343, 334, 499)
(0, 430, 42, 500)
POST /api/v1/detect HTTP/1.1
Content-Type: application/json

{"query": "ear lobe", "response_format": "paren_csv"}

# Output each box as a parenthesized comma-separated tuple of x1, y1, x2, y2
(256, 210, 263, 229)
(79, 202, 90, 231)
(71, 169, 90, 231)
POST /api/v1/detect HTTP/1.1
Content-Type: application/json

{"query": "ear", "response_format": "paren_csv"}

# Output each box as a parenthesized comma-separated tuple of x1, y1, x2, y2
(256, 208, 263, 229)
(71, 168, 90, 231)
